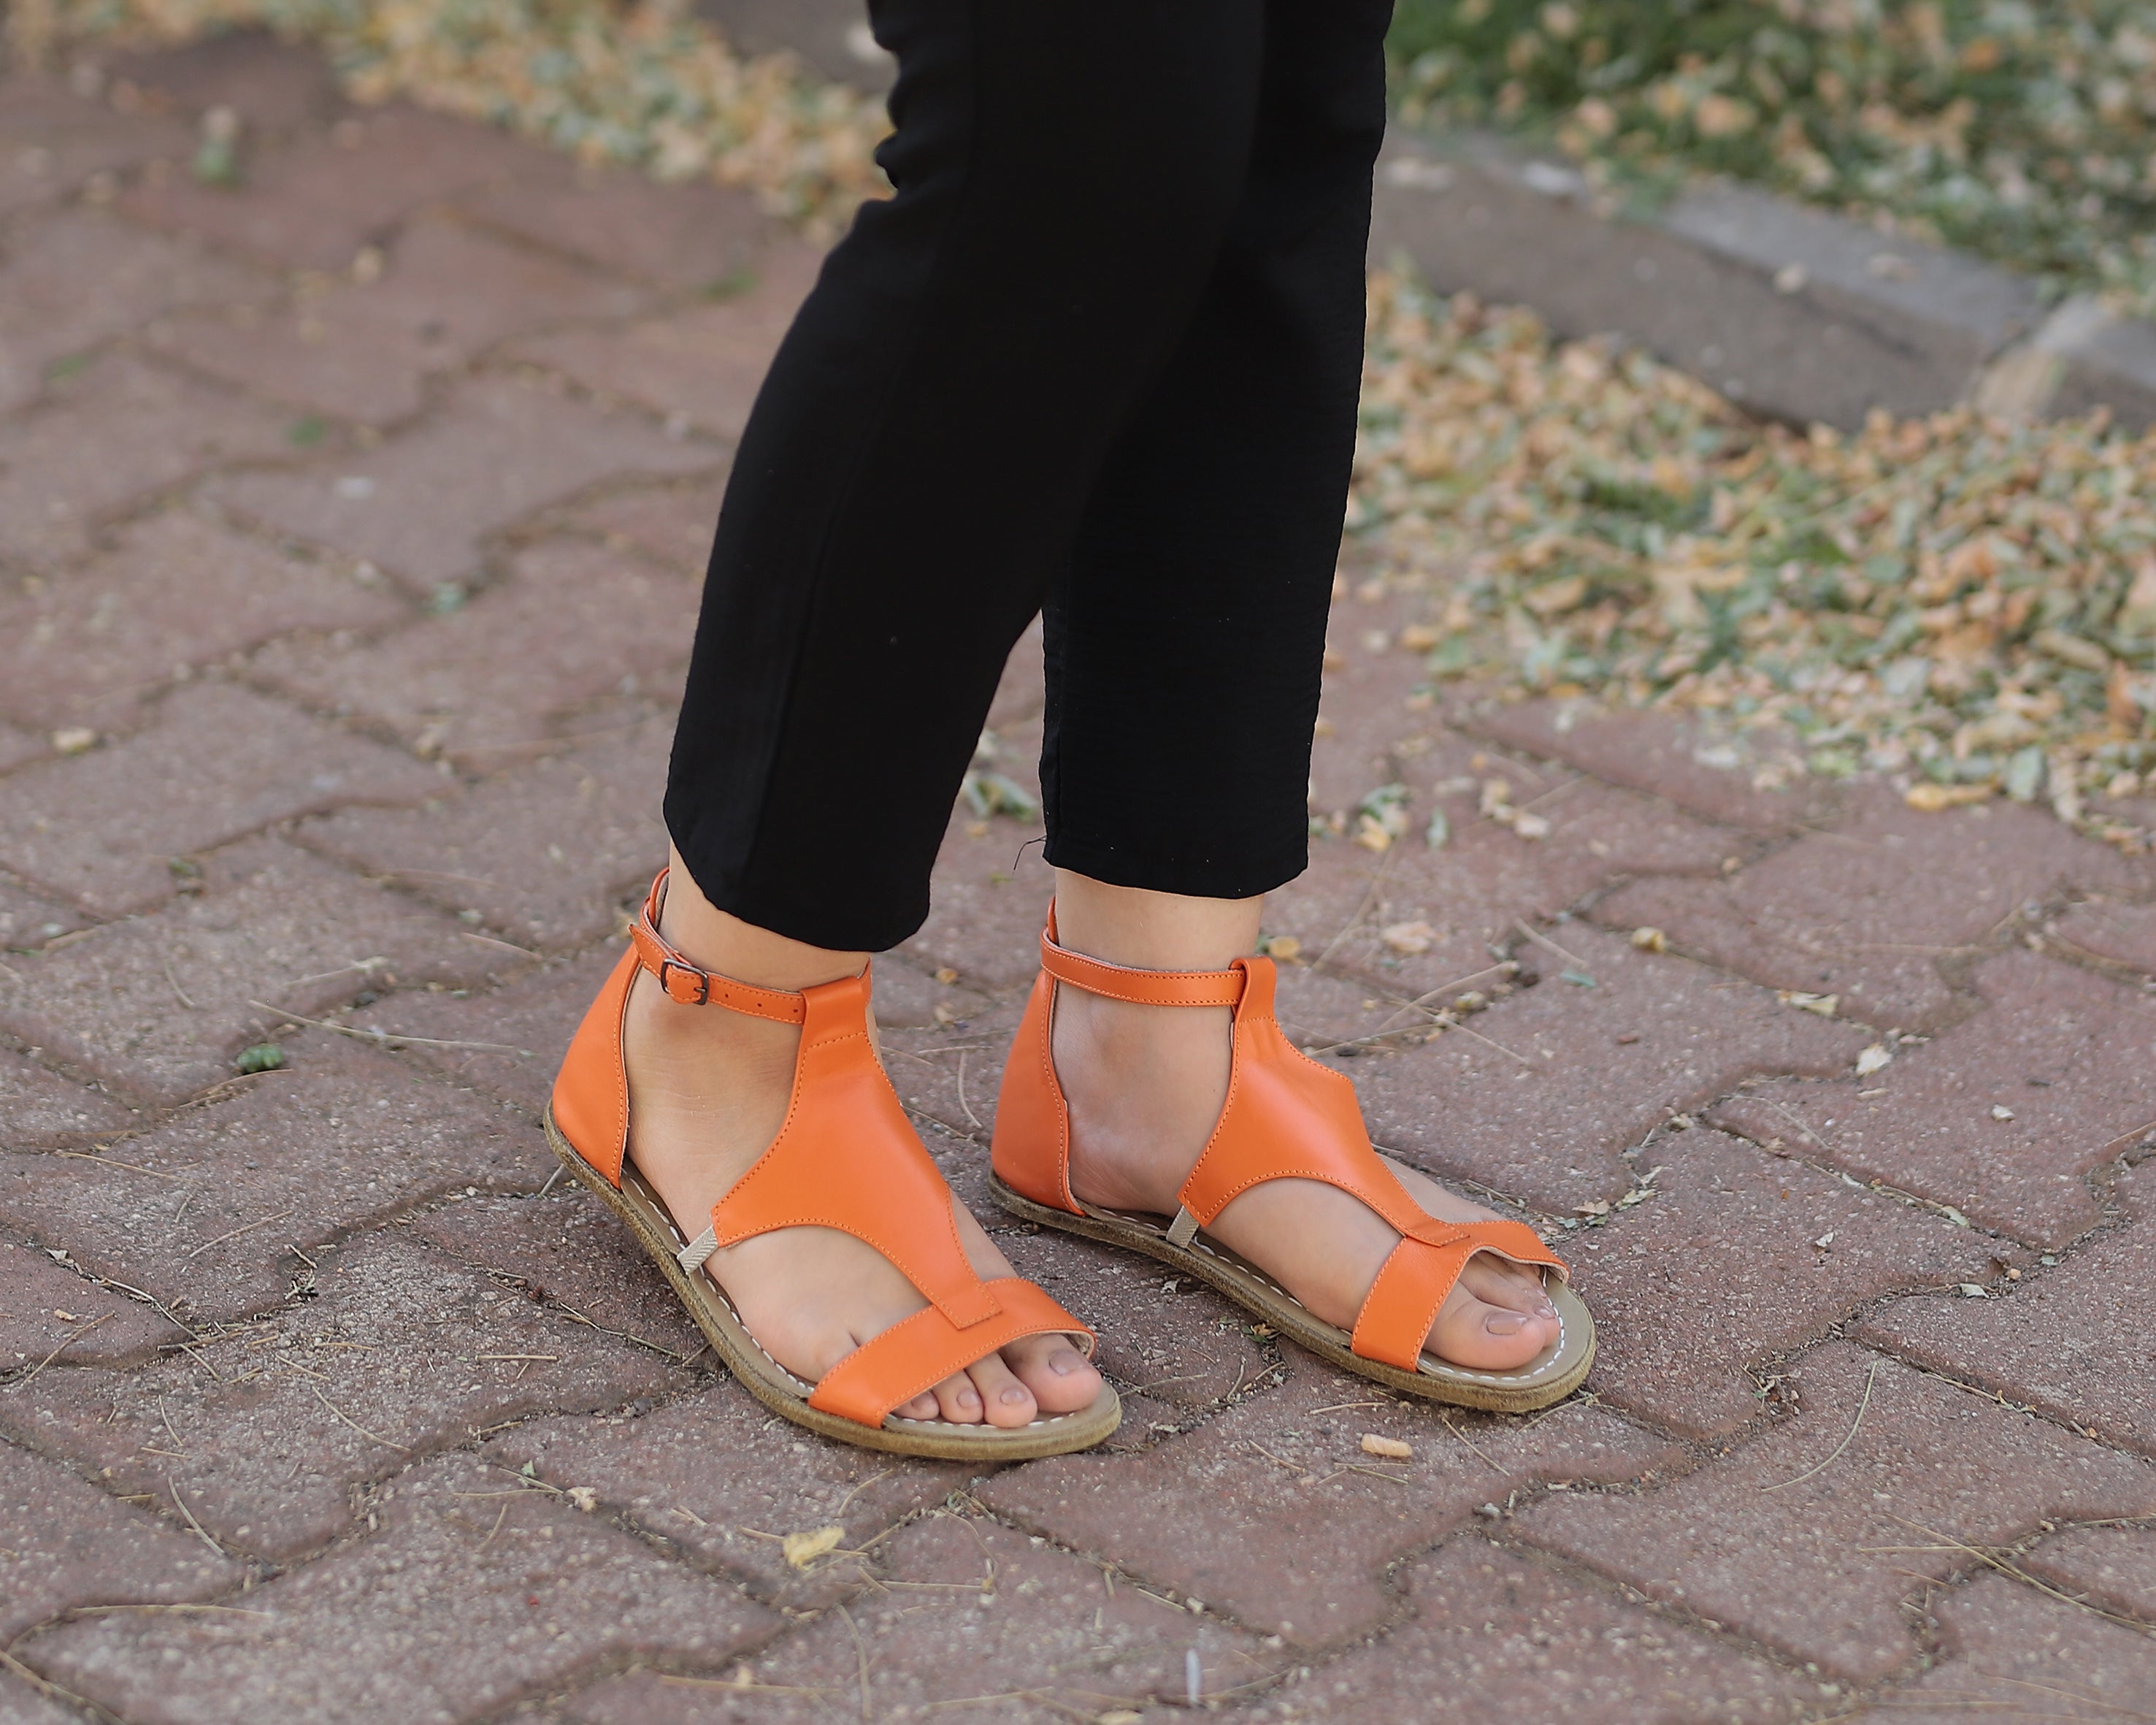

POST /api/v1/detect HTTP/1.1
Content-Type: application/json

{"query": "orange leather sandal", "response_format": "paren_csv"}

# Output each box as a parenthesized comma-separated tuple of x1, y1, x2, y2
(544, 872, 1121, 1458)
(989, 911, 1594, 1413)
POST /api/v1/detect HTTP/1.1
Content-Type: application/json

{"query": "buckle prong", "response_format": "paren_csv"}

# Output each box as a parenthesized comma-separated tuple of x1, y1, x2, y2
(660, 960, 710, 1005)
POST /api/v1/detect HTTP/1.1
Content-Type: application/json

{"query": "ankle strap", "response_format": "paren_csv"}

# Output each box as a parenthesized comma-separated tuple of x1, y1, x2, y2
(630, 870, 808, 1024)
(1039, 917, 1246, 1010)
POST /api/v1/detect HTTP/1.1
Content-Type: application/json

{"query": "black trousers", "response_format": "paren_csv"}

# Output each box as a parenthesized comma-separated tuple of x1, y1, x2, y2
(665, 0, 1395, 952)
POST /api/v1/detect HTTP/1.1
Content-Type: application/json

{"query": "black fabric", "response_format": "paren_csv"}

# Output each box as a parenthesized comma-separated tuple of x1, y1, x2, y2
(664, 0, 1395, 951)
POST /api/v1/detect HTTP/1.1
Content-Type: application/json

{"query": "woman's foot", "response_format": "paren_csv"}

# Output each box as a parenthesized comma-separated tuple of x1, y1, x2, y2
(1049, 873, 1562, 1372)
(624, 848, 1105, 1428)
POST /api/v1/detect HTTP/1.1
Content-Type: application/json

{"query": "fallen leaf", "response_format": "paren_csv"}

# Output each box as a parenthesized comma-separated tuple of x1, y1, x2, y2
(1905, 781, 1995, 811)
(1360, 1434, 1413, 1459)
(564, 1486, 599, 1512)
(1630, 926, 1667, 952)
(782, 1525, 845, 1568)
(1855, 1042, 1893, 1076)
(1381, 919, 1436, 955)
(1990, 1104, 2015, 1121)
(1778, 991, 1839, 1017)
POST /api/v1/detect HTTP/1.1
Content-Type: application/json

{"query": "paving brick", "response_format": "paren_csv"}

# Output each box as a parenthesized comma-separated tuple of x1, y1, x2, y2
(0, 683, 439, 916)
(412, 1192, 704, 1364)
(1560, 1128, 1994, 1438)
(116, 102, 550, 272)
(0, 1051, 134, 1150)
(0, 838, 507, 1104)
(150, 215, 648, 424)
(1711, 952, 2156, 1248)
(1857, 1160, 2156, 1456)
(2048, 898, 2156, 977)
(24, 1452, 772, 1724)
(485, 1388, 970, 1610)
(0, 512, 407, 733)
(1470, 699, 1842, 833)
(1595, 788, 2138, 1031)
(548, 1510, 1283, 1724)
(456, 157, 778, 292)
(902, 832, 1056, 998)
(1850, 1573, 2156, 1723)
(0, 1440, 243, 1643)
(0, 1033, 545, 1323)
(0, 74, 193, 220)
(0, 724, 45, 777)
(1, 1231, 690, 1561)
(0, 207, 275, 414)
(978, 1350, 1672, 1645)
(1243, 1540, 1816, 1724)
(213, 373, 715, 587)
(0, 875, 91, 950)
(1519, 1342, 2156, 1681)
(0, 353, 291, 570)
(0, 1667, 85, 1725)
(2019, 1519, 2156, 1623)
(1274, 743, 1735, 1001)
(1345, 924, 1866, 1214)
(0, 1237, 182, 1371)
(297, 717, 670, 945)
(549, 475, 727, 575)
(507, 244, 821, 440)
(879, 997, 1024, 1215)
(97, 31, 346, 133)
(348, 946, 621, 1119)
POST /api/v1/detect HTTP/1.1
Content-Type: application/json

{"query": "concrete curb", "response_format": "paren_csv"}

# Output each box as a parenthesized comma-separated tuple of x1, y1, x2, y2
(696, 0, 2156, 434)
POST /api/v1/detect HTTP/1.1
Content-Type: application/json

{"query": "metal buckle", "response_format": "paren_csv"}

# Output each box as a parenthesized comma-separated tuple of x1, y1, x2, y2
(659, 959, 710, 1005)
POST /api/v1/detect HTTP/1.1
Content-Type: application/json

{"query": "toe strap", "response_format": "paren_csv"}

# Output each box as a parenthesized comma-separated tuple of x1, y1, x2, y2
(807, 1277, 1094, 1428)
(1350, 1220, 1566, 1372)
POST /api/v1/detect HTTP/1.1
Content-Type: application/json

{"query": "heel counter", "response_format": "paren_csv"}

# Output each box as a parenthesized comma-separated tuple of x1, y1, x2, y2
(550, 944, 639, 1185)
(989, 971, 1078, 1212)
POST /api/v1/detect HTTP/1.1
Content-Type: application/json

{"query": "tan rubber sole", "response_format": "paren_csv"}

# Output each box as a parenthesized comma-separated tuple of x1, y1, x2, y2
(989, 1174, 1594, 1415)
(543, 1112, 1121, 1460)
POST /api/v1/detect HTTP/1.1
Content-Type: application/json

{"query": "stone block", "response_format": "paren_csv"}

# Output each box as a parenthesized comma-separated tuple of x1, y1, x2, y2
(0, 353, 290, 570)
(296, 716, 671, 945)
(508, 243, 821, 440)
(348, 946, 622, 1120)
(1711, 952, 2156, 1247)
(0, 1050, 134, 1150)
(0, 683, 440, 916)
(0, 74, 193, 220)
(1597, 789, 2138, 1031)
(1855, 1573, 2156, 1721)
(1, 1231, 690, 1561)
(1561, 1129, 1992, 1437)
(411, 1191, 704, 1363)
(150, 215, 648, 423)
(0, 838, 507, 1104)
(1347, 924, 1865, 1214)
(0, 207, 274, 415)
(26, 1453, 772, 1724)
(117, 102, 550, 272)
(1520, 1342, 2156, 1681)
(1243, 1539, 1815, 1724)
(2048, 898, 2156, 977)
(978, 1349, 1672, 1646)
(0, 512, 407, 733)
(1858, 1161, 2156, 1456)
(0, 1033, 546, 1323)
(0, 1236, 183, 1370)
(552, 475, 728, 575)
(2019, 1520, 2156, 1624)
(97, 30, 345, 133)
(457, 157, 779, 292)
(0, 1440, 242, 1644)
(485, 1388, 971, 1609)
(214, 373, 715, 588)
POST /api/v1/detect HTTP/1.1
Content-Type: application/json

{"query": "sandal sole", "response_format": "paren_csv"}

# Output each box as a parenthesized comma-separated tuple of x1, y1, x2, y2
(545, 1111, 1121, 1459)
(989, 1174, 1593, 1415)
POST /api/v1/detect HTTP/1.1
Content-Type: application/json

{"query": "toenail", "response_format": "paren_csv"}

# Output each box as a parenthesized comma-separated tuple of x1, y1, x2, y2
(1049, 1350, 1082, 1374)
(1485, 1311, 1529, 1336)
(1000, 1387, 1029, 1405)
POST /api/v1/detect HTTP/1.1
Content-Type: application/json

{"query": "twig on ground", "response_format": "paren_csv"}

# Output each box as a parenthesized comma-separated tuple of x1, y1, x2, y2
(184, 1210, 296, 1260)
(5, 1312, 112, 1390)
(1761, 1357, 1881, 1491)
(168, 1481, 224, 1556)
(310, 1385, 411, 1452)
(245, 1001, 529, 1056)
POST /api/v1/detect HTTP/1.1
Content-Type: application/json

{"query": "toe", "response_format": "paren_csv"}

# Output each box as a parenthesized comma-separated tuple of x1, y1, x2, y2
(930, 1371, 985, 1425)
(1001, 1333, 1103, 1415)
(965, 1350, 1039, 1429)
(1462, 1255, 1559, 1318)
(894, 1391, 940, 1420)
(1427, 1284, 1560, 1371)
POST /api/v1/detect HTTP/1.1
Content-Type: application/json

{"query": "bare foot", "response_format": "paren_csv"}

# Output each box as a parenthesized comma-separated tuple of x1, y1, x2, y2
(625, 849, 1104, 1428)
(1051, 875, 1562, 1372)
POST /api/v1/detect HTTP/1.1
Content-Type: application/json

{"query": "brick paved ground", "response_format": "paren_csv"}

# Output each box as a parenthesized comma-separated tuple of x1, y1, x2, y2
(4, 37, 2154, 1725)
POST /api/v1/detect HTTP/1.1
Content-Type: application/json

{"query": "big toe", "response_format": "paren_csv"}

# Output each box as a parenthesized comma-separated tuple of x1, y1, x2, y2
(1429, 1288, 1560, 1372)
(1002, 1333, 1104, 1415)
